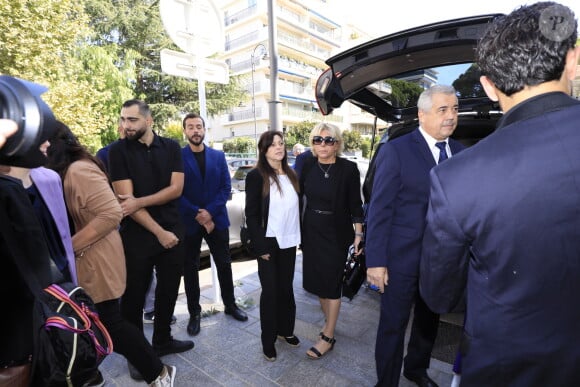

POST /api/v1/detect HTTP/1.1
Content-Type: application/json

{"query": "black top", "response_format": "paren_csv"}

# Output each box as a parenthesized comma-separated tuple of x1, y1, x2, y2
(193, 148, 206, 181)
(0, 175, 53, 366)
(108, 134, 184, 254)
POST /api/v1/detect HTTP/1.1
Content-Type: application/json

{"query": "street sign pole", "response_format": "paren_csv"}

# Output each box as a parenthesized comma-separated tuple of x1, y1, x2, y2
(160, 0, 226, 304)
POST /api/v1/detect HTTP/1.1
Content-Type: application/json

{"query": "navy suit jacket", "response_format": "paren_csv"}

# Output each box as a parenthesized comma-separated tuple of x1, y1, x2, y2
(179, 145, 231, 235)
(365, 128, 464, 276)
(420, 94, 580, 385)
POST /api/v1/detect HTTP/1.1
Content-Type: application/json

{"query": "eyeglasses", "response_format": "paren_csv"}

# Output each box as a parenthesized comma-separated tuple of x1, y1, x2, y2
(312, 136, 337, 145)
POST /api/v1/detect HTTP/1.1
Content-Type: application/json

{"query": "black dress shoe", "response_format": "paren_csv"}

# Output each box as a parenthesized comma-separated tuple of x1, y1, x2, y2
(263, 347, 277, 362)
(187, 314, 201, 336)
(153, 338, 194, 357)
(403, 372, 439, 387)
(224, 304, 248, 321)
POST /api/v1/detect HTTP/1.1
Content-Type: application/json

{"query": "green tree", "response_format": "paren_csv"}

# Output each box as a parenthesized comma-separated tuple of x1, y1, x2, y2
(453, 64, 486, 98)
(386, 79, 423, 108)
(83, 0, 246, 127)
(0, 0, 96, 150)
(360, 137, 372, 158)
(223, 137, 254, 155)
(285, 121, 316, 147)
(342, 130, 362, 152)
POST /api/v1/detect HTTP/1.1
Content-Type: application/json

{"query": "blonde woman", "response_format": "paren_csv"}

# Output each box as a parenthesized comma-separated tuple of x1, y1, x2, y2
(299, 123, 364, 359)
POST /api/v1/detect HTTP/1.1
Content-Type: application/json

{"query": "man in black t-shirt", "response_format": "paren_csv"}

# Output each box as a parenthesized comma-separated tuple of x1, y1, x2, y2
(108, 100, 193, 361)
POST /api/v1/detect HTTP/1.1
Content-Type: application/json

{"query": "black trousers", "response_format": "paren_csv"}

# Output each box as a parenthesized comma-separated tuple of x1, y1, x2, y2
(120, 243, 183, 346)
(257, 238, 297, 351)
(183, 228, 235, 316)
(96, 299, 163, 383)
(375, 271, 439, 387)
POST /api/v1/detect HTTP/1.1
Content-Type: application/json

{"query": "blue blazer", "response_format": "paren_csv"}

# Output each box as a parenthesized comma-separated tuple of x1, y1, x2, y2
(179, 145, 231, 235)
(420, 96, 580, 385)
(365, 128, 464, 276)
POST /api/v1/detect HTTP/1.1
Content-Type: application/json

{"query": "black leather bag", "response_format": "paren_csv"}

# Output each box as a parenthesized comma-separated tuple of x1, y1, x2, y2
(342, 245, 366, 300)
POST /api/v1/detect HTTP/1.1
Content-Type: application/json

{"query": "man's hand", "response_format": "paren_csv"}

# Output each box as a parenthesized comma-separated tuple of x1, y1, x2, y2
(367, 267, 389, 293)
(117, 194, 142, 216)
(202, 220, 215, 234)
(156, 229, 180, 249)
(260, 254, 270, 261)
(195, 209, 212, 225)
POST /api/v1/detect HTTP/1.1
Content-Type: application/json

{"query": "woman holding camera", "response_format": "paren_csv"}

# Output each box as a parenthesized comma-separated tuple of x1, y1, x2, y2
(245, 131, 301, 362)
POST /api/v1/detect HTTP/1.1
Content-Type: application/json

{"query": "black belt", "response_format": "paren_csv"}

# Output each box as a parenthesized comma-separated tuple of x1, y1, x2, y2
(308, 208, 334, 215)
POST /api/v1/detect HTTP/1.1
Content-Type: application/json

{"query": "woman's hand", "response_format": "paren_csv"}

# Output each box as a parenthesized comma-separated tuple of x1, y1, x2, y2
(354, 235, 364, 256)
(260, 254, 270, 261)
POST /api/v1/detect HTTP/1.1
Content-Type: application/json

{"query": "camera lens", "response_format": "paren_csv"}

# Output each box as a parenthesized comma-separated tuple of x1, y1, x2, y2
(0, 76, 56, 167)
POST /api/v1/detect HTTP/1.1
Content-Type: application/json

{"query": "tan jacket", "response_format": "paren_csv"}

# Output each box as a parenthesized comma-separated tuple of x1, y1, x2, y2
(63, 160, 126, 303)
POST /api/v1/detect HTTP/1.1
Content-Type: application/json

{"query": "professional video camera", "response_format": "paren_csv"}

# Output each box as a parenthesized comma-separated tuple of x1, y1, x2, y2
(0, 75, 57, 168)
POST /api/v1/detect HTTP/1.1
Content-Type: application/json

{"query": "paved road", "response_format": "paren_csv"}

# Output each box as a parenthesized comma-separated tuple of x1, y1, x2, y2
(99, 252, 457, 386)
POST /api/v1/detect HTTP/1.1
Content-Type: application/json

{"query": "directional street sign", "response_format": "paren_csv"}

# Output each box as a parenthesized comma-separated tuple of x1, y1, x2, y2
(159, 0, 224, 58)
(160, 49, 229, 84)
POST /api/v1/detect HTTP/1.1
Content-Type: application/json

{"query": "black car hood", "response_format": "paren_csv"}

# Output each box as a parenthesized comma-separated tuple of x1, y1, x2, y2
(315, 14, 503, 122)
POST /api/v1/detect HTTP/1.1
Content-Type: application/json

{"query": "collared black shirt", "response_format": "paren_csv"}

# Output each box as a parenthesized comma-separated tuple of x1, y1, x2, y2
(108, 133, 184, 254)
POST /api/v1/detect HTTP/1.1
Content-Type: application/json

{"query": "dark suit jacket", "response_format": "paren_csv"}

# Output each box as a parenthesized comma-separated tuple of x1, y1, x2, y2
(293, 149, 313, 178)
(179, 145, 231, 235)
(420, 93, 580, 385)
(365, 128, 464, 276)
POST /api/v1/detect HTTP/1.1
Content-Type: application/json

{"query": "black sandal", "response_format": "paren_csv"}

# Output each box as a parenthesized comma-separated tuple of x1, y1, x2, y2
(306, 334, 336, 359)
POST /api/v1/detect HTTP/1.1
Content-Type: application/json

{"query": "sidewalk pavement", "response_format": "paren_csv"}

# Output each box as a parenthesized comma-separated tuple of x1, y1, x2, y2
(99, 252, 456, 386)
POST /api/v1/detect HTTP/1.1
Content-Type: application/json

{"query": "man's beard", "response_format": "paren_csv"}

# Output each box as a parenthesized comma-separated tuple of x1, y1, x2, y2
(126, 127, 146, 141)
(188, 133, 204, 146)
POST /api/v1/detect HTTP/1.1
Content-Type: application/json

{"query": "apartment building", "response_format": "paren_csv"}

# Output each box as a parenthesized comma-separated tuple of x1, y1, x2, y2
(207, 0, 379, 142)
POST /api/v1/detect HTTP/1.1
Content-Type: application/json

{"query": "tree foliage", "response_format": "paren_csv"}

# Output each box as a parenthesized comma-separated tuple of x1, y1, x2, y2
(342, 130, 362, 152)
(83, 0, 246, 131)
(285, 121, 316, 148)
(453, 64, 486, 98)
(223, 137, 255, 154)
(0, 0, 246, 151)
(386, 79, 423, 108)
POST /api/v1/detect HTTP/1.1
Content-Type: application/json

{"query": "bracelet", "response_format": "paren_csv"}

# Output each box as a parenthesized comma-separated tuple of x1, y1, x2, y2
(355, 232, 364, 237)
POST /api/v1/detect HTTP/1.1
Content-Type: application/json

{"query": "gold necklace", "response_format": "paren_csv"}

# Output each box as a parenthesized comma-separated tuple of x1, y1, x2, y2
(317, 161, 333, 178)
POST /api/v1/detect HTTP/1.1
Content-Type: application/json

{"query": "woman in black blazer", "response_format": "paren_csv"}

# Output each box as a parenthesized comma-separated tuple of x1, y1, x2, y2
(245, 131, 301, 362)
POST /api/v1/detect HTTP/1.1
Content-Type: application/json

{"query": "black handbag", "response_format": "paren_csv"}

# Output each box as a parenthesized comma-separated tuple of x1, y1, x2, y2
(342, 244, 367, 300)
(1, 211, 113, 387)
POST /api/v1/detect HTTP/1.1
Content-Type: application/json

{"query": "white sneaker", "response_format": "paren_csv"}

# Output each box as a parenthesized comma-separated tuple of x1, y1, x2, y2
(149, 365, 176, 387)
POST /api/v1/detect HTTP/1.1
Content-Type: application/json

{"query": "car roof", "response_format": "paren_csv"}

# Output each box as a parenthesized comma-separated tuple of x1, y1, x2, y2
(315, 14, 503, 123)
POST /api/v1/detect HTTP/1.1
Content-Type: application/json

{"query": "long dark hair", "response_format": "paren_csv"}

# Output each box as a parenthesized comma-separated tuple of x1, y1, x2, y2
(46, 121, 107, 180)
(256, 131, 299, 197)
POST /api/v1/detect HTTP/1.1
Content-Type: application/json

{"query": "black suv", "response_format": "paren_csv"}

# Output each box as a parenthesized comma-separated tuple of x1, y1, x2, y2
(315, 15, 505, 201)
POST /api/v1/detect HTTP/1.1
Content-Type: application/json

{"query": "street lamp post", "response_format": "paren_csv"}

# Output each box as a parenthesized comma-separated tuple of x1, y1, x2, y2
(251, 43, 267, 156)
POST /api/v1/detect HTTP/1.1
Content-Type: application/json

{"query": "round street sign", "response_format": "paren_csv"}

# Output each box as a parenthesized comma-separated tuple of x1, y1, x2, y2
(159, 0, 224, 58)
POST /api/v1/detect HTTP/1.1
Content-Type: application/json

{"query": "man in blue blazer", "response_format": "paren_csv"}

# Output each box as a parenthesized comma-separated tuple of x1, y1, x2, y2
(180, 113, 248, 336)
(366, 85, 465, 387)
(420, 3, 580, 386)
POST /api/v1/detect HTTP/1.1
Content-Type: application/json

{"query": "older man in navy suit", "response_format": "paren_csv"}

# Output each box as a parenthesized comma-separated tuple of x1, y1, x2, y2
(366, 85, 465, 387)
(420, 3, 580, 386)
(180, 113, 248, 337)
